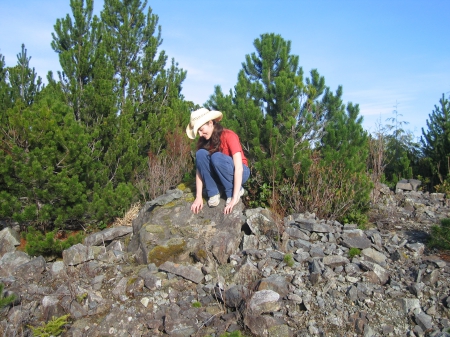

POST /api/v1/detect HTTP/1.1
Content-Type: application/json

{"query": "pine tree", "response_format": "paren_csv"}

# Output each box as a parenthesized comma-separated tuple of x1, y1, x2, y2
(6, 44, 42, 106)
(384, 102, 418, 183)
(51, 0, 104, 123)
(421, 94, 450, 186)
(0, 91, 90, 226)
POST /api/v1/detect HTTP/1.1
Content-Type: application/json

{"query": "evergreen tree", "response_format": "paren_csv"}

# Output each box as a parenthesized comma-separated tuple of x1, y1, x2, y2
(421, 94, 450, 185)
(384, 103, 418, 183)
(0, 92, 89, 226)
(321, 93, 371, 215)
(5, 44, 42, 107)
(51, 0, 104, 123)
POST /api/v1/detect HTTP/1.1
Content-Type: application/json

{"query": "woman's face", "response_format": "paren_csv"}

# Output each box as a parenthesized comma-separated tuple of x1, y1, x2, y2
(198, 120, 214, 140)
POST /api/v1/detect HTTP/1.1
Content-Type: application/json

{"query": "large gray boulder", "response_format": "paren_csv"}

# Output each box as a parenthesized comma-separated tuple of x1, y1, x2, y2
(128, 188, 245, 266)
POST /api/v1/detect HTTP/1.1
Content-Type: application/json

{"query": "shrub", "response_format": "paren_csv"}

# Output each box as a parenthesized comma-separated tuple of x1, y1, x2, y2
(134, 130, 193, 201)
(340, 210, 368, 226)
(280, 152, 370, 221)
(25, 228, 84, 257)
(348, 247, 361, 259)
(283, 254, 295, 267)
(191, 301, 201, 308)
(29, 314, 70, 337)
(0, 283, 16, 308)
(428, 218, 450, 250)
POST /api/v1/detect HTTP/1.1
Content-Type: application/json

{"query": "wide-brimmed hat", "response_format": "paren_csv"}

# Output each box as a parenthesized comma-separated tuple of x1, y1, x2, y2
(186, 108, 223, 139)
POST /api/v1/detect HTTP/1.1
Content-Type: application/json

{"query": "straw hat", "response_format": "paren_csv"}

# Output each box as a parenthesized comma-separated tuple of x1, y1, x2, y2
(186, 108, 223, 139)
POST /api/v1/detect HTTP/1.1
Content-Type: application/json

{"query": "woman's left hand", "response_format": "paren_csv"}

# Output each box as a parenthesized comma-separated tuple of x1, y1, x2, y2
(223, 198, 237, 215)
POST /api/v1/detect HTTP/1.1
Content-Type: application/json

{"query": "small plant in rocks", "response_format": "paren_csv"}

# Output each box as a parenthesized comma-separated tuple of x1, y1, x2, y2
(283, 253, 295, 267)
(191, 301, 202, 308)
(348, 247, 361, 259)
(0, 283, 16, 308)
(29, 314, 70, 336)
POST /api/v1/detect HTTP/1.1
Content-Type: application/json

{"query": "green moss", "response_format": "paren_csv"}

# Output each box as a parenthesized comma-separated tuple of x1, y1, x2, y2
(192, 301, 202, 308)
(177, 183, 187, 191)
(145, 224, 165, 233)
(184, 193, 195, 202)
(76, 293, 87, 303)
(127, 277, 137, 286)
(148, 239, 186, 266)
(162, 201, 177, 208)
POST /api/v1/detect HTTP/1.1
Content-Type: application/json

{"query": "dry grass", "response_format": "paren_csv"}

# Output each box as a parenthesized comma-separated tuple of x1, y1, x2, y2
(111, 202, 141, 227)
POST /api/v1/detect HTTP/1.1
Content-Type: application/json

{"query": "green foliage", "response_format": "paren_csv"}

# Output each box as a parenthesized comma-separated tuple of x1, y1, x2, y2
(348, 247, 361, 259)
(0, 283, 16, 308)
(206, 33, 370, 222)
(340, 210, 368, 226)
(428, 218, 450, 250)
(25, 227, 84, 257)
(191, 301, 202, 308)
(29, 314, 70, 337)
(283, 254, 294, 267)
(421, 94, 450, 190)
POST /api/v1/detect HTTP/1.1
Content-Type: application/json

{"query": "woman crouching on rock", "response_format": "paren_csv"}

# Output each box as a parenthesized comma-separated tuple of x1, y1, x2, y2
(186, 108, 250, 215)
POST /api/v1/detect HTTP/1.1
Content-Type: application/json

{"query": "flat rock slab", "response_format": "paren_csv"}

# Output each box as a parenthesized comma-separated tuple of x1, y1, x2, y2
(341, 233, 372, 249)
(84, 226, 133, 246)
(295, 219, 334, 233)
(158, 261, 203, 284)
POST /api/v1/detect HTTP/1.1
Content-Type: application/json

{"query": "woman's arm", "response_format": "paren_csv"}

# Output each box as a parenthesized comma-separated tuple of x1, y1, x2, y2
(191, 169, 204, 214)
(224, 152, 243, 214)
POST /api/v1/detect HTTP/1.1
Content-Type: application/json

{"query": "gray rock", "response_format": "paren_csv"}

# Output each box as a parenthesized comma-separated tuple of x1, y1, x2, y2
(360, 247, 387, 266)
(285, 226, 310, 240)
(322, 255, 350, 268)
(0, 251, 30, 277)
(310, 246, 325, 258)
(14, 256, 46, 281)
(406, 242, 425, 255)
(248, 289, 281, 315)
(415, 312, 433, 331)
(0, 227, 20, 257)
(296, 219, 334, 233)
(84, 226, 133, 246)
(422, 269, 440, 286)
(257, 275, 290, 297)
(244, 314, 286, 337)
(164, 312, 197, 337)
(147, 188, 184, 206)
(158, 261, 203, 284)
(224, 285, 250, 308)
(398, 298, 421, 314)
(396, 182, 413, 191)
(63, 243, 94, 266)
(342, 234, 372, 249)
(359, 260, 389, 285)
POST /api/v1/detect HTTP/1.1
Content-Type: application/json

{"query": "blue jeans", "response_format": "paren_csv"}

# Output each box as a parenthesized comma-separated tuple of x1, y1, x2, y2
(196, 149, 250, 198)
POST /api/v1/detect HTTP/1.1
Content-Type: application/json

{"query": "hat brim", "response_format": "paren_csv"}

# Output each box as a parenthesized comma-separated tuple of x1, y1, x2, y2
(186, 110, 223, 139)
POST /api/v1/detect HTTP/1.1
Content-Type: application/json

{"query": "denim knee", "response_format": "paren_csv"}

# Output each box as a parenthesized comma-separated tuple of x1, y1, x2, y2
(196, 149, 209, 161)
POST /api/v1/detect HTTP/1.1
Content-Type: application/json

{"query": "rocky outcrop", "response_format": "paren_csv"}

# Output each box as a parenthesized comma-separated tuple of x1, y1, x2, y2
(0, 185, 449, 336)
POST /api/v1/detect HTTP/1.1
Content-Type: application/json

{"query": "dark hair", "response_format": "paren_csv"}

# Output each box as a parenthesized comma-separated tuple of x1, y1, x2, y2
(196, 121, 223, 155)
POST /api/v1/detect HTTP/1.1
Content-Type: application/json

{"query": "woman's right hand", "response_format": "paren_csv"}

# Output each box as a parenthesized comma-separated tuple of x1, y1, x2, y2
(191, 197, 204, 214)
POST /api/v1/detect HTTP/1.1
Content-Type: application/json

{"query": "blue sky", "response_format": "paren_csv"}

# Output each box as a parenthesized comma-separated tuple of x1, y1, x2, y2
(1, 1, 449, 139)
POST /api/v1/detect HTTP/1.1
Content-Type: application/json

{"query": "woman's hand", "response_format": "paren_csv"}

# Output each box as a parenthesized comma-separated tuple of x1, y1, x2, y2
(191, 197, 204, 214)
(223, 197, 237, 215)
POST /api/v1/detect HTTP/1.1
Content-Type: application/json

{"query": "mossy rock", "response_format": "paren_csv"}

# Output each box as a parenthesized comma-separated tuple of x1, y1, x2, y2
(145, 224, 165, 234)
(147, 239, 186, 266)
(191, 248, 208, 263)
